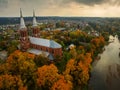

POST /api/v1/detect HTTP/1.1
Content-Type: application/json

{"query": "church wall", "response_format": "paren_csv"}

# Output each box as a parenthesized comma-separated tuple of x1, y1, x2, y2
(53, 48, 62, 57)
(32, 27, 40, 37)
(19, 29, 30, 51)
(30, 43, 62, 57)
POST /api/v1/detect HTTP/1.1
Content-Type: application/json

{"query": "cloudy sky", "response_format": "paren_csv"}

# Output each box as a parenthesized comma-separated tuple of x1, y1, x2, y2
(0, 0, 120, 17)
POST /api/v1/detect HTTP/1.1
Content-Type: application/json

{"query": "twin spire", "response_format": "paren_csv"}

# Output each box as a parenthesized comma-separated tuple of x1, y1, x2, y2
(20, 8, 26, 29)
(20, 9, 38, 29)
(33, 9, 37, 27)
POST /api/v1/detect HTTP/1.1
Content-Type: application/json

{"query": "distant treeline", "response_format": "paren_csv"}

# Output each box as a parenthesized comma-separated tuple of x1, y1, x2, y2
(0, 17, 120, 25)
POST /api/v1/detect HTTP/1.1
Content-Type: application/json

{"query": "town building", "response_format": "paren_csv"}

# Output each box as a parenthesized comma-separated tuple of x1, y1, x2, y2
(19, 9, 62, 60)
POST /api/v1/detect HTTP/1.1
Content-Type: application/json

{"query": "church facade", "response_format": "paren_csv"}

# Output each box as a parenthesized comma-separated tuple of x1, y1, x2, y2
(19, 9, 62, 60)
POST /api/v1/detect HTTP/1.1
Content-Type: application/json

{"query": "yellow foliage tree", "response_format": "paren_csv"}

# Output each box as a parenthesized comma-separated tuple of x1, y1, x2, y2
(0, 74, 26, 90)
(3, 50, 36, 89)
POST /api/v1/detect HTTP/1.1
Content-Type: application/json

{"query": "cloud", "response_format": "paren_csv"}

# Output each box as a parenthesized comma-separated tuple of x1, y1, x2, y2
(0, 0, 8, 8)
(0, 0, 119, 10)
(61, 0, 120, 6)
(61, 0, 106, 6)
(0, 0, 120, 17)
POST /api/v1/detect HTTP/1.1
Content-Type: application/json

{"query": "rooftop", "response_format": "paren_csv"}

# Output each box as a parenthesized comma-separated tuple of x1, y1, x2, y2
(27, 48, 49, 56)
(29, 36, 62, 48)
(27, 48, 54, 60)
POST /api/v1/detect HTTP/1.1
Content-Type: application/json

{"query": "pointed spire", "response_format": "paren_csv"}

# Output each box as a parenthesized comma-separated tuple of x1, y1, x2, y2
(33, 9, 38, 27)
(33, 9, 35, 17)
(20, 8, 22, 18)
(20, 8, 26, 29)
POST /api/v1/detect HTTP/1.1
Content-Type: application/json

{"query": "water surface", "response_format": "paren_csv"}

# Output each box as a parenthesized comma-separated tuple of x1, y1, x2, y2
(89, 35, 120, 90)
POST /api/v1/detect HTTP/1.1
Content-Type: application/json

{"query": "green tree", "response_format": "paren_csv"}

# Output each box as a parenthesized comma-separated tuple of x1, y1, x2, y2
(34, 54, 49, 67)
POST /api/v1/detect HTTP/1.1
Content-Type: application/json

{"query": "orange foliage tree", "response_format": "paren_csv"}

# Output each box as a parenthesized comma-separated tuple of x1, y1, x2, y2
(51, 75, 72, 90)
(37, 64, 60, 89)
(37, 63, 73, 90)
(77, 53, 92, 85)
(91, 36, 105, 48)
(64, 53, 92, 88)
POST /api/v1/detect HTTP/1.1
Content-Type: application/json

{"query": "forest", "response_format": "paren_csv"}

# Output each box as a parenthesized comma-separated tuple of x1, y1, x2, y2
(1, 17, 120, 90)
(0, 27, 109, 90)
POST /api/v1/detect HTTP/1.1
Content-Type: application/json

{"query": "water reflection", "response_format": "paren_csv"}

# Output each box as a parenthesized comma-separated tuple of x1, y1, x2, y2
(89, 35, 120, 90)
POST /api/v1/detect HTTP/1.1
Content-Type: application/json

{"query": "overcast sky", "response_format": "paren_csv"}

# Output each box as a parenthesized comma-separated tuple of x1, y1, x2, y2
(0, 0, 120, 17)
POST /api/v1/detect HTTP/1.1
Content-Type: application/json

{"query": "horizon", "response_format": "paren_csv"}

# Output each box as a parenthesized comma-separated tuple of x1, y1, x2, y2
(0, 16, 120, 18)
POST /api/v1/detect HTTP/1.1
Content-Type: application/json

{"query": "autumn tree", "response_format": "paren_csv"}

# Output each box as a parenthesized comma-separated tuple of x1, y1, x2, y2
(36, 64, 60, 90)
(0, 74, 26, 90)
(69, 48, 77, 59)
(77, 53, 92, 85)
(51, 75, 72, 90)
(4, 50, 36, 89)
(91, 36, 105, 58)
(64, 53, 92, 89)
(91, 36, 105, 48)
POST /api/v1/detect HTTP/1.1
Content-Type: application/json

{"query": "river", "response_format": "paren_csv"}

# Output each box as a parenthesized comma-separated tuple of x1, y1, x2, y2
(89, 35, 120, 90)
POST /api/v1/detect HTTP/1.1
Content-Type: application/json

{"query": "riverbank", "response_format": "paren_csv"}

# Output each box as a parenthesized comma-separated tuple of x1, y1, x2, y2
(89, 35, 120, 90)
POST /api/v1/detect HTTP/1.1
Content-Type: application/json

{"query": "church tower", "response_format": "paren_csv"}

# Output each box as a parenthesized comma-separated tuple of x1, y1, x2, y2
(32, 10, 40, 37)
(19, 8, 30, 51)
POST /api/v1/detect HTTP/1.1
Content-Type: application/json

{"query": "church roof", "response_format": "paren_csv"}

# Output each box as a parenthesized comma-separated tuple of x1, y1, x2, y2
(20, 8, 26, 29)
(27, 48, 49, 56)
(27, 48, 54, 60)
(29, 36, 62, 48)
